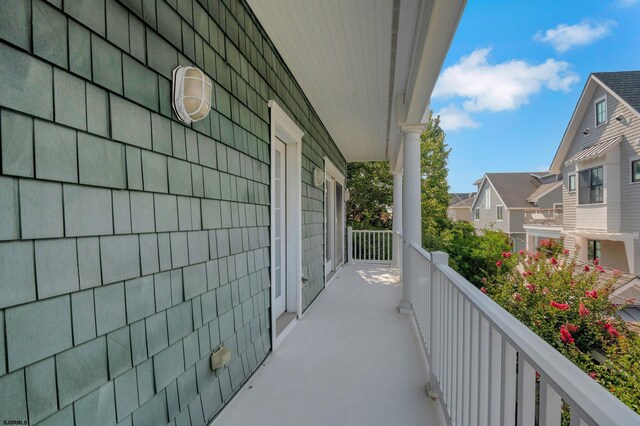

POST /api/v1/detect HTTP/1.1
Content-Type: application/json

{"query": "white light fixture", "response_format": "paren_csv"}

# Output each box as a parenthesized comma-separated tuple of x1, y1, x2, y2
(583, 128, 590, 136)
(313, 168, 325, 187)
(172, 66, 212, 124)
(344, 189, 351, 202)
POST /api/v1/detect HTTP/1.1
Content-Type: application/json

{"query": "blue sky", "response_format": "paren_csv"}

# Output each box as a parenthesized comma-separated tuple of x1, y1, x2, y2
(433, 0, 640, 192)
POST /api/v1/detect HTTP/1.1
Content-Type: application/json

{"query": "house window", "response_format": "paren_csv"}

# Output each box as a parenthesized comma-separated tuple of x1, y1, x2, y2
(496, 205, 503, 221)
(485, 189, 491, 209)
(588, 240, 601, 262)
(578, 166, 603, 204)
(474, 208, 480, 221)
(632, 159, 640, 183)
(595, 98, 607, 126)
(568, 174, 576, 192)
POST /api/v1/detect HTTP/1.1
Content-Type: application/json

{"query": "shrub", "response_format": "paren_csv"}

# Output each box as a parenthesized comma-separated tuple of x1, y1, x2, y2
(483, 249, 640, 414)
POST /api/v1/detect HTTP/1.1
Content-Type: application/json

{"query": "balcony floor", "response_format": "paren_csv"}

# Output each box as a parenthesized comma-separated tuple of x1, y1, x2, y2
(212, 264, 446, 426)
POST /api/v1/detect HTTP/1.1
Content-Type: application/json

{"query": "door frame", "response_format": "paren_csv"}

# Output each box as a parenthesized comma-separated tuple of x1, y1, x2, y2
(268, 100, 303, 350)
(324, 157, 346, 283)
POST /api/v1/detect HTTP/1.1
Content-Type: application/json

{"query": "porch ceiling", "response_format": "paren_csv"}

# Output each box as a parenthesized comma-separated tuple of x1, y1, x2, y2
(247, 0, 466, 163)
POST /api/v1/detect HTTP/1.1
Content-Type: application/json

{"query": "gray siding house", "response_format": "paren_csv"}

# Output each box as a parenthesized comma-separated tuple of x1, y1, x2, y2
(0, 0, 466, 425)
(550, 71, 640, 274)
(471, 172, 562, 252)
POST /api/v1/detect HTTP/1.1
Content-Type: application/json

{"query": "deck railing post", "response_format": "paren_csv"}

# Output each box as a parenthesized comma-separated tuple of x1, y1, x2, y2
(347, 227, 353, 263)
(429, 251, 449, 394)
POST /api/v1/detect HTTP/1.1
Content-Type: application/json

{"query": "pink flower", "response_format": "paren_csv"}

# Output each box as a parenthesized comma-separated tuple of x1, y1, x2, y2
(519, 249, 525, 255)
(584, 265, 590, 272)
(560, 325, 574, 344)
(593, 257, 600, 266)
(550, 301, 569, 311)
(525, 282, 536, 292)
(513, 293, 522, 302)
(607, 326, 620, 338)
(585, 290, 598, 299)
(480, 287, 487, 294)
(550, 257, 558, 265)
(579, 302, 590, 317)
(496, 260, 502, 267)
(589, 372, 597, 379)
(596, 265, 605, 273)
(613, 269, 623, 278)
(502, 252, 511, 259)
(563, 249, 570, 256)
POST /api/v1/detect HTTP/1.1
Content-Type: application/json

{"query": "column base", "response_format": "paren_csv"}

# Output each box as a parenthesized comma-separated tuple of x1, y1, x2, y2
(398, 299, 413, 315)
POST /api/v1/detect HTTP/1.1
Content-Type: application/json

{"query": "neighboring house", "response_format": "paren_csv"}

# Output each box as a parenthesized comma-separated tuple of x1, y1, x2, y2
(470, 172, 562, 252)
(550, 71, 640, 274)
(522, 178, 564, 251)
(447, 192, 475, 222)
(0, 0, 466, 425)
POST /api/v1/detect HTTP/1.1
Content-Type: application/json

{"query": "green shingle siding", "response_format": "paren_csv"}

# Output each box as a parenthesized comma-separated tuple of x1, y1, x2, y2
(0, 0, 345, 424)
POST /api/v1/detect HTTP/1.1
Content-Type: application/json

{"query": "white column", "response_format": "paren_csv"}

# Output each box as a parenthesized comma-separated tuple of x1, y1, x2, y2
(399, 126, 423, 314)
(392, 171, 403, 266)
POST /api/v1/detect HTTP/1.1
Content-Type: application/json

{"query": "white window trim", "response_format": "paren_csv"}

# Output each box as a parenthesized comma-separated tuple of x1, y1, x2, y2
(496, 204, 504, 221)
(474, 207, 480, 221)
(594, 94, 608, 127)
(268, 100, 303, 350)
(568, 173, 577, 192)
(485, 189, 491, 209)
(630, 155, 640, 184)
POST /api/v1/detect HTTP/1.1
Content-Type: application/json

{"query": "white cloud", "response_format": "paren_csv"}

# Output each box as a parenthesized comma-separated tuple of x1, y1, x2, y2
(435, 105, 479, 131)
(433, 48, 579, 113)
(615, 0, 638, 7)
(534, 20, 615, 52)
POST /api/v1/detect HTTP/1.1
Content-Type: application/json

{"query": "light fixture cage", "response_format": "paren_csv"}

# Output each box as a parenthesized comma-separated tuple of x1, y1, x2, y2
(172, 66, 212, 124)
(313, 168, 325, 187)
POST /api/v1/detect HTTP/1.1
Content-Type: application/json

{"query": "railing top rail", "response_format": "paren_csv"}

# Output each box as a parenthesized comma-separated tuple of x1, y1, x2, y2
(350, 229, 393, 233)
(407, 244, 640, 425)
(523, 207, 563, 212)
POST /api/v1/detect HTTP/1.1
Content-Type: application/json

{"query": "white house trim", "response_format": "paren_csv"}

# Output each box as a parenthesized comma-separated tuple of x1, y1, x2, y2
(324, 156, 346, 283)
(527, 181, 562, 203)
(268, 100, 304, 350)
(593, 94, 608, 128)
(629, 155, 640, 184)
(470, 176, 508, 212)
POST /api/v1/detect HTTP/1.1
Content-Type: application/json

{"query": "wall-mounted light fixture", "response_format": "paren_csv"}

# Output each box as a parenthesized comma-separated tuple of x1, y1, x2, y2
(616, 114, 624, 122)
(313, 168, 325, 187)
(172, 66, 212, 124)
(583, 128, 590, 136)
(344, 189, 351, 202)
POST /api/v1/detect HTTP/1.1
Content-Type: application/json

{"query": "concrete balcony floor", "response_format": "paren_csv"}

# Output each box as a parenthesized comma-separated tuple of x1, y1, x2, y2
(212, 264, 446, 426)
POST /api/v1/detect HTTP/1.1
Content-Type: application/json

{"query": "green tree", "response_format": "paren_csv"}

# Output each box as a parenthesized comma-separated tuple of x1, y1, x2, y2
(346, 161, 393, 230)
(421, 111, 452, 246)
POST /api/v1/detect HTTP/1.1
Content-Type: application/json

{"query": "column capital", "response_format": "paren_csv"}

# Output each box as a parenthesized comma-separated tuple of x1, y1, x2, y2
(391, 170, 403, 177)
(400, 124, 426, 135)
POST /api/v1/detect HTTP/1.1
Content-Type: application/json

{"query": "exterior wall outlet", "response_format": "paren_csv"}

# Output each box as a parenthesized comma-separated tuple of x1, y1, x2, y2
(210, 347, 232, 370)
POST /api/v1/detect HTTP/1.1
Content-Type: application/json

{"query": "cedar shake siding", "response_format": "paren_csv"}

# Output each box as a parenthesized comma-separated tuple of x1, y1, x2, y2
(0, 0, 345, 424)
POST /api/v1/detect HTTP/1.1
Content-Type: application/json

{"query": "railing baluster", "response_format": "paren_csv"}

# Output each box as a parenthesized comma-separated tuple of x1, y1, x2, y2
(539, 378, 561, 425)
(463, 299, 472, 426)
(470, 308, 480, 426)
(517, 355, 536, 426)
(456, 292, 464, 424)
(479, 316, 490, 426)
(489, 327, 502, 425)
(502, 341, 517, 426)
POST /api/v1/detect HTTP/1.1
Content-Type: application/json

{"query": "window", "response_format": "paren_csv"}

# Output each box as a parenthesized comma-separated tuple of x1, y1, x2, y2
(568, 174, 576, 192)
(588, 240, 601, 262)
(485, 189, 491, 209)
(496, 205, 503, 221)
(474, 208, 480, 221)
(632, 159, 640, 183)
(578, 166, 603, 204)
(595, 98, 607, 126)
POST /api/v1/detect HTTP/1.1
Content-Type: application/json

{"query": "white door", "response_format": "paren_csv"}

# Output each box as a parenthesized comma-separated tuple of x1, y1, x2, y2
(273, 138, 287, 317)
(325, 177, 334, 276)
(335, 182, 344, 266)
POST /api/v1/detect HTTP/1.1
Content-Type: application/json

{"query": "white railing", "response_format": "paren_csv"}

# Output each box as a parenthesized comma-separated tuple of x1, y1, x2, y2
(347, 227, 393, 264)
(405, 241, 640, 426)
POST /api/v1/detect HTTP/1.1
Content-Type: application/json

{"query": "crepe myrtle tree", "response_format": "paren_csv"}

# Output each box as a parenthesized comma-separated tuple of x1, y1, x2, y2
(483, 247, 640, 414)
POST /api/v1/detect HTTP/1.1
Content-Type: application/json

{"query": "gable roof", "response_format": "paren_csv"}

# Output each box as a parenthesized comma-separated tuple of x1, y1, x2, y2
(550, 71, 640, 173)
(471, 173, 542, 210)
(449, 192, 475, 206)
(450, 195, 475, 208)
(527, 180, 562, 203)
(592, 71, 640, 114)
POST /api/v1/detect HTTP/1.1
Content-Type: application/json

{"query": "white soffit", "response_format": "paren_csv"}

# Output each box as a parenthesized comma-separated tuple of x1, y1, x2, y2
(247, 0, 466, 163)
